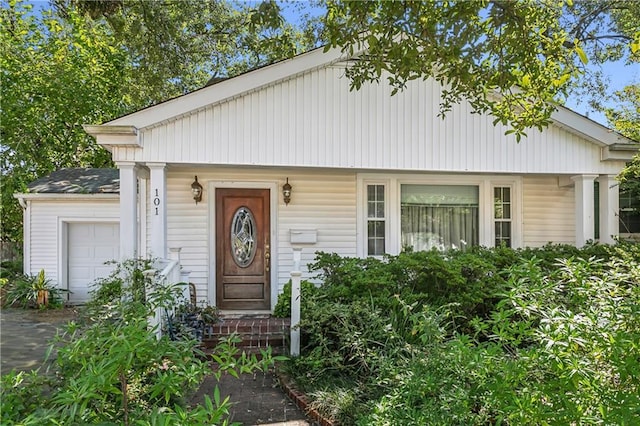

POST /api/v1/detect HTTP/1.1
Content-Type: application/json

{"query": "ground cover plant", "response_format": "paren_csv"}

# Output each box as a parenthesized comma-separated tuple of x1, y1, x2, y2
(0, 258, 278, 425)
(3, 268, 66, 309)
(283, 243, 640, 425)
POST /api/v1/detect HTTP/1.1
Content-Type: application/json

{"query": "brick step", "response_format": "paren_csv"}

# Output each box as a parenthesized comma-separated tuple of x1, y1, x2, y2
(201, 316, 291, 355)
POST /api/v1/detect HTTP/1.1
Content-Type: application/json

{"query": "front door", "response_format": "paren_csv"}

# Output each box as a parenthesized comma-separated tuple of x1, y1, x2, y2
(216, 188, 270, 310)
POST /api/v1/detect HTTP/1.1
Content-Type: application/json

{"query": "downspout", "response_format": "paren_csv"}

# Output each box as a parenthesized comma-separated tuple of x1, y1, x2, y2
(14, 195, 30, 275)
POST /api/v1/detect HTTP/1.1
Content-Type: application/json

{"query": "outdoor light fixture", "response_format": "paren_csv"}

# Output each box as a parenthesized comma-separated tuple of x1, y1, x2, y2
(191, 176, 203, 204)
(282, 178, 292, 205)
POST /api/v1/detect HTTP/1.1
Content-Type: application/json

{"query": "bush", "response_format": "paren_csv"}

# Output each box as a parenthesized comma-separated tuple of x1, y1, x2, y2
(288, 243, 640, 425)
(1, 258, 278, 425)
(4, 269, 66, 309)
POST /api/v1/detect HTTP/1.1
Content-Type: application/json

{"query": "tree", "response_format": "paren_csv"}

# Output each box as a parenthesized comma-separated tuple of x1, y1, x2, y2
(321, 0, 640, 140)
(53, 0, 317, 105)
(1, 0, 129, 242)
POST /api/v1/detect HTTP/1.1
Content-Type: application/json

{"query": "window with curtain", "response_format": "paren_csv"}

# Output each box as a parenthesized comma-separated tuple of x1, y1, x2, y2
(401, 185, 479, 251)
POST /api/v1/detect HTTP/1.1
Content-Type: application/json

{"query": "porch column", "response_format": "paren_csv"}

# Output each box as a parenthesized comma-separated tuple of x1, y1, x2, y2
(571, 174, 598, 247)
(147, 163, 167, 259)
(116, 162, 138, 259)
(598, 174, 619, 244)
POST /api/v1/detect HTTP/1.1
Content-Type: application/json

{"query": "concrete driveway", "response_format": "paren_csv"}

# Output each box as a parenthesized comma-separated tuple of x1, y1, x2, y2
(0, 308, 77, 375)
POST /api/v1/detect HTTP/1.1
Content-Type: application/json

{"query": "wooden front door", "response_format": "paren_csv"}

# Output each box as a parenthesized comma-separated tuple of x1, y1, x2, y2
(216, 188, 270, 310)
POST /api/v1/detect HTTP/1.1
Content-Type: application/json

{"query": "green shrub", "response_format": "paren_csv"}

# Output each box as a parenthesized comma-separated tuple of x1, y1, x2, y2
(289, 243, 640, 425)
(0, 258, 278, 425)
(0, 259, 23, 280)
(4, 269, 66, 309)
(273, 279, 319, 318)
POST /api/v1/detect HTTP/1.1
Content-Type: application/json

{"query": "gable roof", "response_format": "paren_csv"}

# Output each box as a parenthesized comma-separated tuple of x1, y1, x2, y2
(86, 45, 638, 151)
(27, 168, 119, 194)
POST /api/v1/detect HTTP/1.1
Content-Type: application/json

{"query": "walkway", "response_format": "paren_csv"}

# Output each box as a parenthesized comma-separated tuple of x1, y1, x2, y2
(0, 308, 314, 425)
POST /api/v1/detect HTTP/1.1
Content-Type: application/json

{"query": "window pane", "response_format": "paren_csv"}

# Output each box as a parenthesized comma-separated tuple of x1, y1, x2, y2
(495, 222, 512, 247)
(503, 202, 511, 219)
(367, 185, 375, 200)
(367, 185, 385, 219)
(401, 185, 478, 251)
(367, 221, 385, 255)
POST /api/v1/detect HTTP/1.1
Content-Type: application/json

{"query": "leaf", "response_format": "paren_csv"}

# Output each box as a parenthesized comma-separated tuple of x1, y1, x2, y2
(575, 46, 588, 65)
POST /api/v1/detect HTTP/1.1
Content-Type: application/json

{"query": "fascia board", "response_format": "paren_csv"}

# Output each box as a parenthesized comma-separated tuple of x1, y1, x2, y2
(13, 193, 120, 201)
(551, 105, 637, 147)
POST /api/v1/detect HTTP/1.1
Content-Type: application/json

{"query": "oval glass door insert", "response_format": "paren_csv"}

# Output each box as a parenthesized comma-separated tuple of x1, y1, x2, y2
(230, 207, 256, 267)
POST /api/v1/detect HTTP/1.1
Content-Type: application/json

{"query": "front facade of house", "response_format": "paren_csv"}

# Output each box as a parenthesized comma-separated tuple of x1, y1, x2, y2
(20, 46, 638, 310)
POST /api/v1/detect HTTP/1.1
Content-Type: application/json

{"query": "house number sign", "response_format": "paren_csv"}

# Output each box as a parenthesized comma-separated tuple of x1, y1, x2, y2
(154, 188, 161, 215)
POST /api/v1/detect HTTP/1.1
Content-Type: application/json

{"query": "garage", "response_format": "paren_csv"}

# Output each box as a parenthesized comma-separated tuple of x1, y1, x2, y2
(14, 168, 121, 304)
(67, 222, 119, 304)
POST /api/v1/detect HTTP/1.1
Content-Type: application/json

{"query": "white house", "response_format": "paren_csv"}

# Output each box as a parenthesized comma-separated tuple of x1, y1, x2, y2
(16, 46, 639, 310)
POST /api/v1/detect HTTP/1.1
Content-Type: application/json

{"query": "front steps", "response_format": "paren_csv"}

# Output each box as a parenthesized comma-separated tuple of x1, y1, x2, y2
(201, 316, 291, 357)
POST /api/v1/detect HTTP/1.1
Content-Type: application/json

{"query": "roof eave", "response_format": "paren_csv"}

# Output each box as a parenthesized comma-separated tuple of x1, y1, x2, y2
(14, 193, 120, 201)
(83, 125, 140, 150)
(551, 105, 637, 147)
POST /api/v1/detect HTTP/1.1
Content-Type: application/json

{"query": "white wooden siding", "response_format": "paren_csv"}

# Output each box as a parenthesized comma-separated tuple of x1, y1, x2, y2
(522, 176, 575, 247)
(27, 198, 119, 289)
(163, 168, 357, 304)
(113, 66, 624, 175)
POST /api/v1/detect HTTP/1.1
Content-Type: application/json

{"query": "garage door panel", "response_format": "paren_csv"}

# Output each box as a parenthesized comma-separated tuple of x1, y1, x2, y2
(68, 223, 119, 304)
(95, 247, 117, 258)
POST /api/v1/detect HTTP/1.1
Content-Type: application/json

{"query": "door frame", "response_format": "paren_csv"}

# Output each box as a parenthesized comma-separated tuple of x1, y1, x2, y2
(208, 180, 278, 311)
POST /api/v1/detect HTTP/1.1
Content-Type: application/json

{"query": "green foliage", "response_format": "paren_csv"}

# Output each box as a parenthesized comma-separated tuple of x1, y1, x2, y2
(287, 243, 640, 425)
(4, 269, 66, 309)
(84, 257, 153, 314)
(0, 258, 276, 425)
(323, 1, 639, 141)
(323, 0, 579, 140)
(1, 0, 127, 242)
(273, 279, 319, 318)
(0, 259, 23, 280)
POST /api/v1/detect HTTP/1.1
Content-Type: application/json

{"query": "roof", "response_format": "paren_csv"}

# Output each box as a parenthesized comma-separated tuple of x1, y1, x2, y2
(86, 44, 638, 151)
(27, 168, 119, 194)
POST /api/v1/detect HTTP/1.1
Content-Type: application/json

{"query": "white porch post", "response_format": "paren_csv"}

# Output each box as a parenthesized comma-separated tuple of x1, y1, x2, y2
(147, 163, 167, 259)
(598, 174, 619, 244)
(571, 174, 598, 247)
(290, 248, 302, 357)
(117, 162, 138, 259)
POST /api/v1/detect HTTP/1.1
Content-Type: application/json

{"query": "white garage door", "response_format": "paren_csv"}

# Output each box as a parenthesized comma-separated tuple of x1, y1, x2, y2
(68, 222, 119, 304)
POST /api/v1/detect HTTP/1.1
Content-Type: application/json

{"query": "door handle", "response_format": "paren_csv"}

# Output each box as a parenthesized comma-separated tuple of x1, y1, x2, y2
(265, 244, 270, 273)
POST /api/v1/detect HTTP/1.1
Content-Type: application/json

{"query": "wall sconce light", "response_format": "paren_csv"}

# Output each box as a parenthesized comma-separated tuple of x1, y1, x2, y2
(191, 176, 203, 204)
(282, 178, 292, 205)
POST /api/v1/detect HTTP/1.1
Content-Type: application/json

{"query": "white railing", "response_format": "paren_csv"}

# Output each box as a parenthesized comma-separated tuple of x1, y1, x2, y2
(146, 259, 188, 339)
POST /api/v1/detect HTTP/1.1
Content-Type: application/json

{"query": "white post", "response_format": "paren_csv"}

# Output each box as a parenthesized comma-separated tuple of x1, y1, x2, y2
(148, 163, 167, 259)
(598, 175, 619, 244)
(571, 174, 598, 247)
(290, 247, 302, 357)
(116, 162, 138, 259)
(143, 268, 162, 340)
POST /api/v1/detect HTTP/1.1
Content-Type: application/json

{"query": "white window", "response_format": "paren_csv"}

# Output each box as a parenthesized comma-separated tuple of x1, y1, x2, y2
(358, 174, 521, 256)
(367, 184, 386, 256)
(401, 185, 479, 251)
(494, 186, 512, 247)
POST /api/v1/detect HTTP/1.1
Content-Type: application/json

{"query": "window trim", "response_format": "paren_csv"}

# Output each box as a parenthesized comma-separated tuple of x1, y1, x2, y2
(357, 174, 522, 256)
